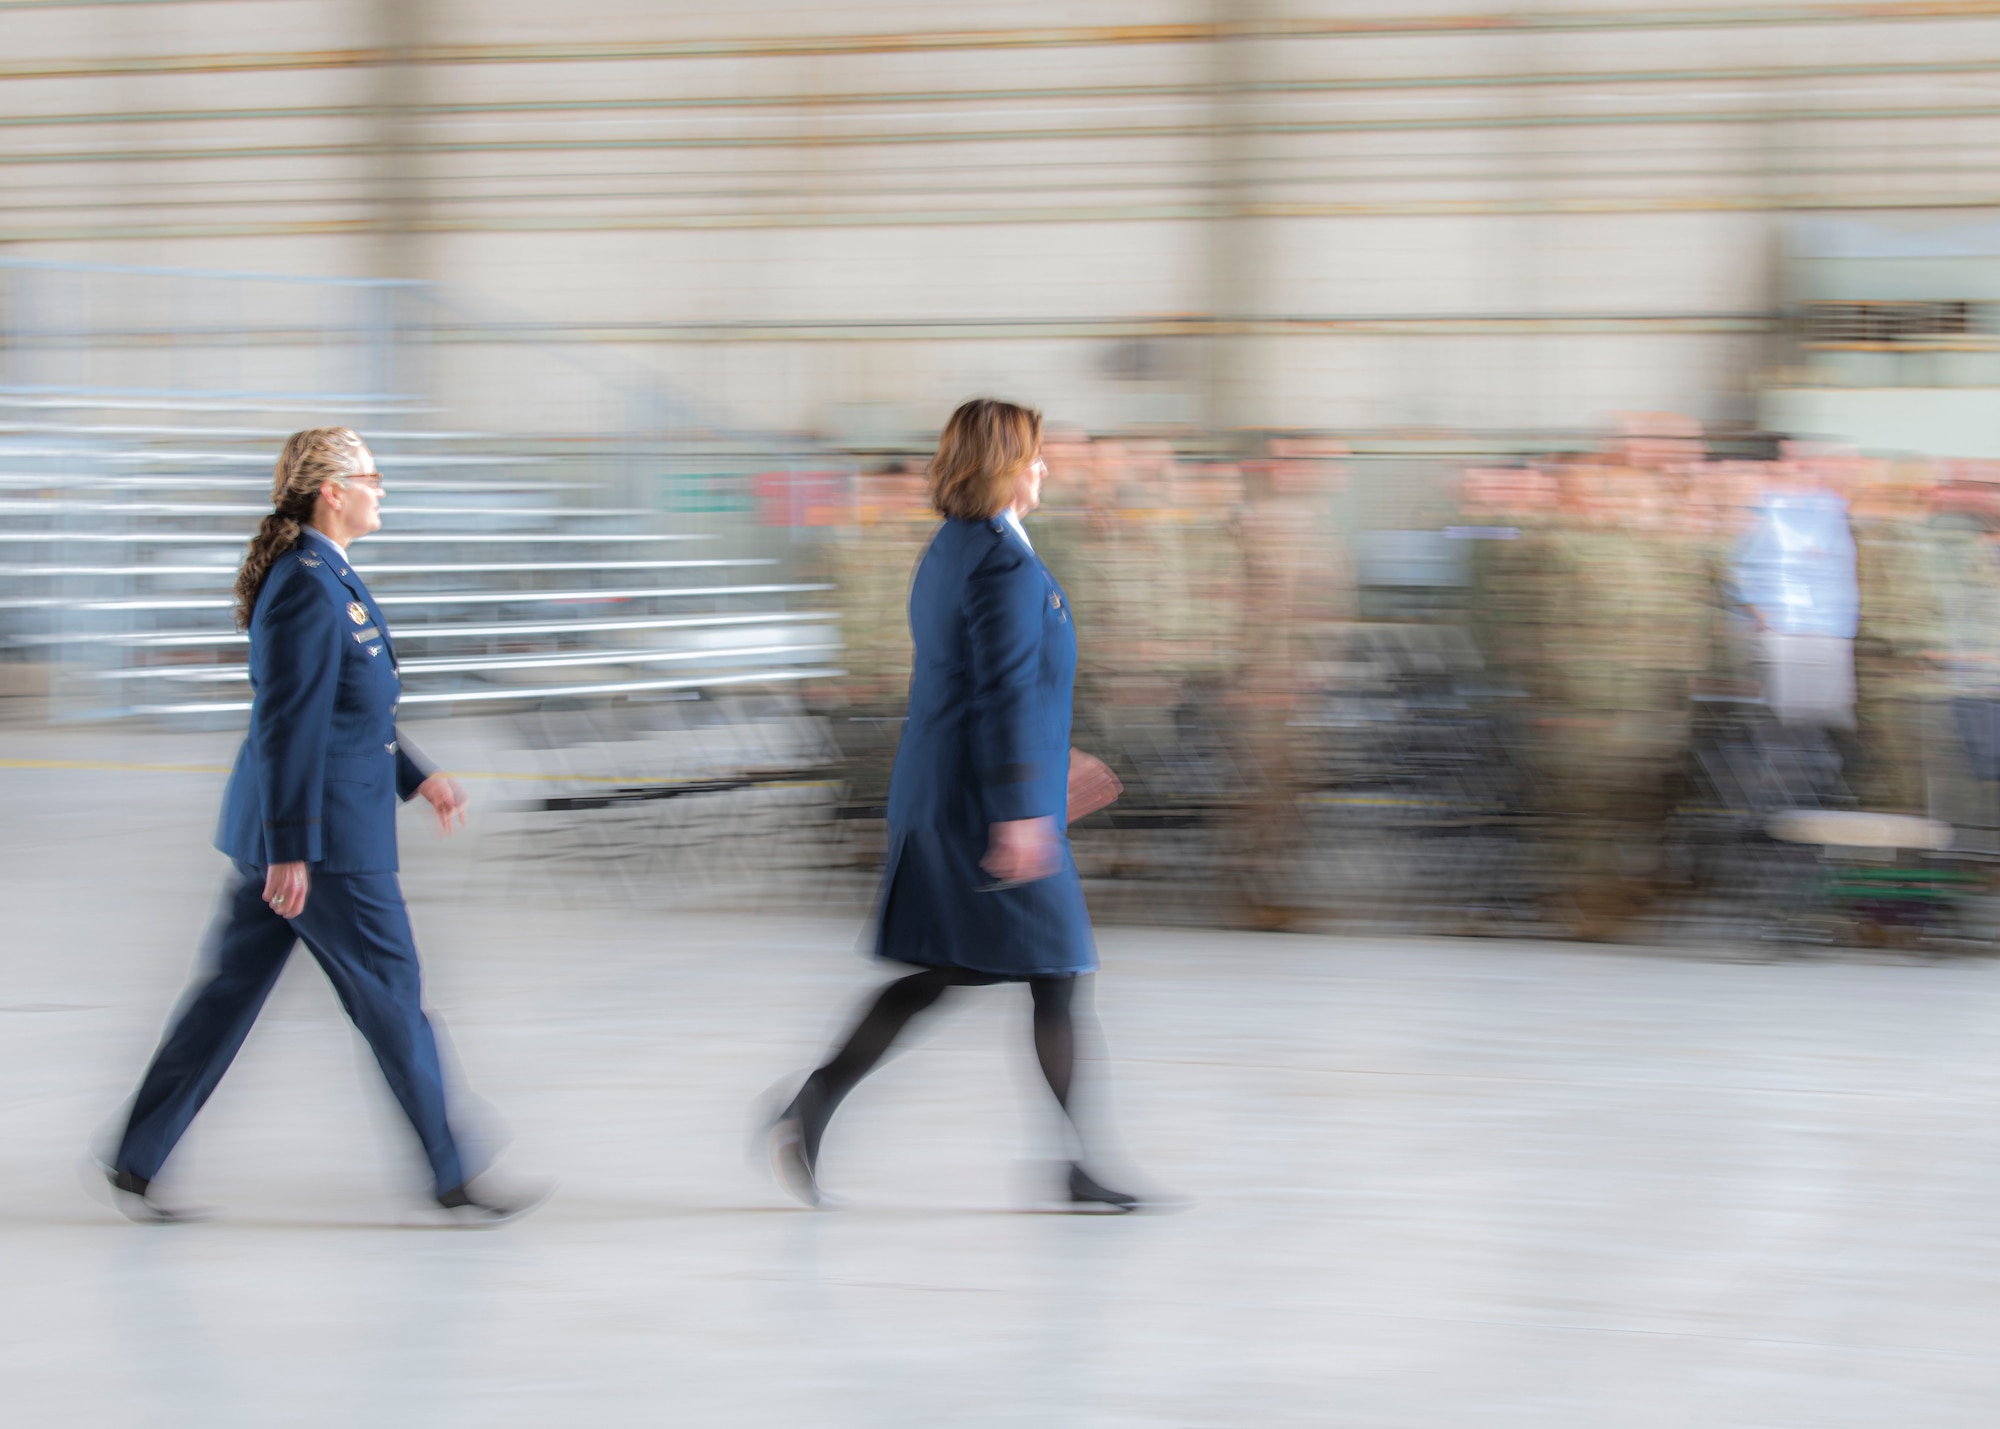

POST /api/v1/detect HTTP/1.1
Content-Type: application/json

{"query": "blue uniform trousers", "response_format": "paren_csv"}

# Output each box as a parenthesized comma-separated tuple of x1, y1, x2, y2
(116, 861, 466, 1195)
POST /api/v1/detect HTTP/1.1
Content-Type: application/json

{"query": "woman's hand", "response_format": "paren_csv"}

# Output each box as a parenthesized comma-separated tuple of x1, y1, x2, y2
(1066, 749, 1122, 826)
(982, 816, 1061, 886)
(417, 773, 468, 835)
(263, 861, 310, 919)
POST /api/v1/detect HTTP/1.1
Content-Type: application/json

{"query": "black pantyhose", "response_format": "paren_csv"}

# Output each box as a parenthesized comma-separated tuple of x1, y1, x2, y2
(787, 968, 1081, 1165)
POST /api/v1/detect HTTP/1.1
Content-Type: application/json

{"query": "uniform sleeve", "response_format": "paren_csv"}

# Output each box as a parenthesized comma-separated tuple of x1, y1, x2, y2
(964, 540, 1047, 824)
(251, 567, 342, 864)
(393, 728, 436, 801)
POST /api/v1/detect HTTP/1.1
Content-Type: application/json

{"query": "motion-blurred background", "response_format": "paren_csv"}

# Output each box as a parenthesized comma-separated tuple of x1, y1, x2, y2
(12, 0, 2000, 947)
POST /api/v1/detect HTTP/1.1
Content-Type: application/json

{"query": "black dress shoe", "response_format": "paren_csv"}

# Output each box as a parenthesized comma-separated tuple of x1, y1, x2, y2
(768, 1114, 822, 1208)
(435, 1180, 551, 1227)
(106, 1167, 208, 1224)
(1067, 1163, 1140, 1213)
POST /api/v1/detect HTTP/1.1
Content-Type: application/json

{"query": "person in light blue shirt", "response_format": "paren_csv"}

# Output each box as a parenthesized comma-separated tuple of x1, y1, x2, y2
(1732, 481, 1860, 727)
(1733, 488, 1860, 639)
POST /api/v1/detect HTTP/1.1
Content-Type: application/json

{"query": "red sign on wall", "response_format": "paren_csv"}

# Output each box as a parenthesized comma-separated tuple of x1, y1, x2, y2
(752, 469, 851, 528)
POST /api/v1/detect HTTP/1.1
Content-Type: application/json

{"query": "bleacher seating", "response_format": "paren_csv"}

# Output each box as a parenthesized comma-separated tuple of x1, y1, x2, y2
(0, 412, 843, 720)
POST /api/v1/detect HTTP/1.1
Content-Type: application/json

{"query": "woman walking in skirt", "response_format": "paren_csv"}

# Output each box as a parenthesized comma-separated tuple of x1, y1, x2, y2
(770, 399, 1137, 1211)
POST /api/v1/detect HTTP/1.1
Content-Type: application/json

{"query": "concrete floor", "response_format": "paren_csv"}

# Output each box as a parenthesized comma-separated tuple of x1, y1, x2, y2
(8, 725, 2000, 1426)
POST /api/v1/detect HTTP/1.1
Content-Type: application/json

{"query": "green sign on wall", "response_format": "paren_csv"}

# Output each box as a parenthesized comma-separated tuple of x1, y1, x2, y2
(657, 470, 755, 514)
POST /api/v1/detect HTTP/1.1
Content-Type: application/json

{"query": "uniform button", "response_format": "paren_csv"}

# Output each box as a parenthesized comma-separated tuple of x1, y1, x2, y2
(385, 742, 398, 754)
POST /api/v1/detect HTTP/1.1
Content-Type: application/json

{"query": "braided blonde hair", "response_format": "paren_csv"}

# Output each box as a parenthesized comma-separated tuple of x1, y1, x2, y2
(233, 427, 368, 630)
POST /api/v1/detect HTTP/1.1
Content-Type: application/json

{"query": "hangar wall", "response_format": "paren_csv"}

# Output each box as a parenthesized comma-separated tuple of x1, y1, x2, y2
(8, 1, 2000, 442)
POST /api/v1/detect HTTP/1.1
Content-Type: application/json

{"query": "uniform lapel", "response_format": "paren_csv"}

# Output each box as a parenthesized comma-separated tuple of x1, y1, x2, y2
(990, 514, 1067, 616)
(993, 513, 1041, 568)
(301, 528, 398, 669)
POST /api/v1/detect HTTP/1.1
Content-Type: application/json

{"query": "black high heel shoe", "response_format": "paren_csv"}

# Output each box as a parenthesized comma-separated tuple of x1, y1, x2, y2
(434, 1178, 552, 1227)
(1067, 1163, 1140, 1213)
(105, 1167, 209, 1224)
(768, 1113, 822, 1208)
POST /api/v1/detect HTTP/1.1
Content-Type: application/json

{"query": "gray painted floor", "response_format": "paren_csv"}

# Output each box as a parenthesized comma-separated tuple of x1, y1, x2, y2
(7, 725, 2000, 1426)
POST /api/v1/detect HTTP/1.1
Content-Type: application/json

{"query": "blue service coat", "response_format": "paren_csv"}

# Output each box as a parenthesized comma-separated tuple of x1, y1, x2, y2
(216, 526, 434, 872)
(873, 514, 1096, 977)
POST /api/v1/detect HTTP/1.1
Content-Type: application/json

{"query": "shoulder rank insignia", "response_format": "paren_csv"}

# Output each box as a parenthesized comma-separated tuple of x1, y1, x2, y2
(297, 554, 321, 568)
(346, 601, 368, 625)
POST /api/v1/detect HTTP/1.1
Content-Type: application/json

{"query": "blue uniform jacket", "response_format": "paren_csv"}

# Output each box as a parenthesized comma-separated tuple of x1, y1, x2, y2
(874, 514, 1095, 977)
(215, 526, 434, 872)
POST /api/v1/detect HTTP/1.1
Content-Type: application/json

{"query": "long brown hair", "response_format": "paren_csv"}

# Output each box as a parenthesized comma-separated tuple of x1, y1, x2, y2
(233, 427, 368, 629)
(928, 399, 1041, 521)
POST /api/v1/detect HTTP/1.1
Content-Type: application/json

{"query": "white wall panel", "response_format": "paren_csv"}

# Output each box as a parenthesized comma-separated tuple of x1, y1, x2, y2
(7, 2, 2000, 438)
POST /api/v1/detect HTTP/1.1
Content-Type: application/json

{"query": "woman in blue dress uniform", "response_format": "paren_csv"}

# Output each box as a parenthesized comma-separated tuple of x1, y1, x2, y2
(771, 399, 1138, 1211)
(105, 427, 535, 1224)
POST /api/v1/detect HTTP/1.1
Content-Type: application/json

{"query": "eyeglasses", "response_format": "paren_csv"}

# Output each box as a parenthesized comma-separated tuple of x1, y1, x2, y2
(338, 471, 384, 491)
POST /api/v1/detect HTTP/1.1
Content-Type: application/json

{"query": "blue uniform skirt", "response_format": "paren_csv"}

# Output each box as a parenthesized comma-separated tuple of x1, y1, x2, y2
(871, 827, 1097, 979)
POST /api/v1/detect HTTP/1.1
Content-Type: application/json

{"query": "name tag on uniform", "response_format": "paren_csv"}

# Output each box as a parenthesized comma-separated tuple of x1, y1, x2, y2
(352, 626, 380, 642)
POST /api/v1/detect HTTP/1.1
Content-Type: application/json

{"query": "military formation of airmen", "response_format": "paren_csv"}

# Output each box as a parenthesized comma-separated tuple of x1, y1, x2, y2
(812, 418, 2000, 942)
